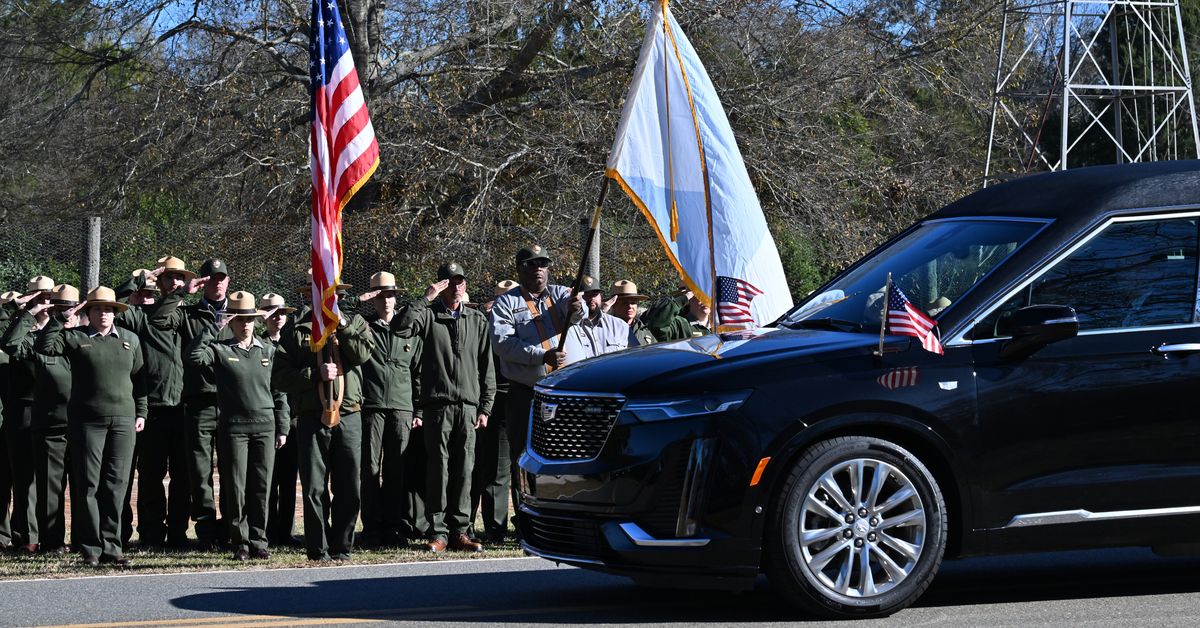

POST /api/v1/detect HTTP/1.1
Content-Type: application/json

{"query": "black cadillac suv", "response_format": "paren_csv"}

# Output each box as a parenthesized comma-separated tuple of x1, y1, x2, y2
(517, 161, 1200, 618)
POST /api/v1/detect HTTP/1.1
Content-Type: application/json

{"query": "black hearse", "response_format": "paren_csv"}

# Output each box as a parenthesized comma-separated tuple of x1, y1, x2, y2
(517, 161, 1200, 618)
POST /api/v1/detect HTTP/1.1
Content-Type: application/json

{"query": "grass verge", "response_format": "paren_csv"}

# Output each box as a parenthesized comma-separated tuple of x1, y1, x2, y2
(0, 540, 527, 580)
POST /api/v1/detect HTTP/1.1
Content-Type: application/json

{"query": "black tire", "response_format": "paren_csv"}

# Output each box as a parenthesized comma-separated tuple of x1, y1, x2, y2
(765, 436, 947, 619)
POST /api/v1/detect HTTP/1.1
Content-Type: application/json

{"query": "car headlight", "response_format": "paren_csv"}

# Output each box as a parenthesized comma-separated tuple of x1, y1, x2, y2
(624, 390, 752, 423)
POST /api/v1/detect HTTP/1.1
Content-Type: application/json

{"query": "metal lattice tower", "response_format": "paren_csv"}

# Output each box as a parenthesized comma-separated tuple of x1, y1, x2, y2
(984, 0, 1200, 184)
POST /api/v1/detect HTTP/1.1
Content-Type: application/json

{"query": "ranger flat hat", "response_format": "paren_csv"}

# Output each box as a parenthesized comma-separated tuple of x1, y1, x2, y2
(0, 291, 19, 305)
(199, 258, 230, 278)
(258, 292, 295, 315)
(50, 284, 80, 307)
(369, 271, 397, 292)
(223, 291, 262, 319)
(24, 275, 54, 296)
(610, 280, 649, 301)
(83, 286, 128, 313)
(494, 279, 518, 297)
(515, 245, 552, 266)
(437, 262, 466, 281)
(158, 256, 196, 281)
(579, 275, 603, 294)
(294, 268, 350, 294)
(130, 269, 158, 292)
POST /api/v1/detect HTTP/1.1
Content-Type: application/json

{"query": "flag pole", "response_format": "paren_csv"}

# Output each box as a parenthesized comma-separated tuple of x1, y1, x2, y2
(875, 272, 891, 357)
(555, 177, 612, 352)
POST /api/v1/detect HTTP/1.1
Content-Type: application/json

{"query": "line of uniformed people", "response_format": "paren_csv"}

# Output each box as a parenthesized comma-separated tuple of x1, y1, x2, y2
(0, 247, 713, 565)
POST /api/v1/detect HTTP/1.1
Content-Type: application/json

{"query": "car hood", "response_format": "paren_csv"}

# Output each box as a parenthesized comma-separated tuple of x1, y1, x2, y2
(538, 327, 883, 395)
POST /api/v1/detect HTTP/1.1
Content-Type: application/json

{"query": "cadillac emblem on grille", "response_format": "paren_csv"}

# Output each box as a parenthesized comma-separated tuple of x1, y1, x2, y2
(531, 390, 625, 461)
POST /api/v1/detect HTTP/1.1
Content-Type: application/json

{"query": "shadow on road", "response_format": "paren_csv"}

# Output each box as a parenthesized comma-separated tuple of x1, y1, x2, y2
(170, 548, 1200, 623)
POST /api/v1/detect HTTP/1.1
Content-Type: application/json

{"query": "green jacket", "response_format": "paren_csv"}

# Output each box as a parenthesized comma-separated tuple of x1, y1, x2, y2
(185, 330, 289, 435)
(272, 314, 374, 419)
(0, 304, 14, 426)
(35, 316, 149, 420)
(361, 314, 421, 412)
(629, 317, 657, 347)
(261, 332, 296, 434)
(117, 303, 184, 408)
(642, 295, 713, 343)
(2, 310, 43, 412)
(1, 311, 72, 430)
(151, 293, 233, 400)
(393, 299, 495, 416)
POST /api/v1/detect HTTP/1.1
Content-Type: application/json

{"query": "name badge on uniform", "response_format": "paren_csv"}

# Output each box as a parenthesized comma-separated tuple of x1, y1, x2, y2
(122, 342, 131, 350)
(227, 357, 240, 362)
(80, 343, 92, 349)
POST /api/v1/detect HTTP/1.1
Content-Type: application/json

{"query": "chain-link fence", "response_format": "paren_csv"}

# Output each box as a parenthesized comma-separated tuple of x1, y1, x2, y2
(0, 204, 680, 309)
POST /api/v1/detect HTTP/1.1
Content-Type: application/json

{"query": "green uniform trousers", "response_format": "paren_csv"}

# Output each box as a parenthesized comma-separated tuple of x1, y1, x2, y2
(135, 405, 191, 546)
(505, 384, 535, 536)
(266, 423, 298, 545)
(33, 427, 69, 550)
(470, 390, 510, 540)
(423, 403, 477, 540)
(6, 403, 38, 546)
(69, 416, 135, 560)
(121, 431, 139, 545)
(218, 429, 275, 552)
(360, 409, 411, 543)
(298, 412, 361, 559)
(0, 426, 10, 547)
(402, 425, 427, 539)
(185, 396, 220, 542)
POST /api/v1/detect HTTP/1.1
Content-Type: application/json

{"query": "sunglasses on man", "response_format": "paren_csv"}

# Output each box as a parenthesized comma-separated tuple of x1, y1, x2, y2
(522, 260, 551, 269)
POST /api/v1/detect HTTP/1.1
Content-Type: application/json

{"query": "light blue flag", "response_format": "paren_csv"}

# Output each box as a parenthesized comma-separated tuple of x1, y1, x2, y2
(605, 0, 792, 330)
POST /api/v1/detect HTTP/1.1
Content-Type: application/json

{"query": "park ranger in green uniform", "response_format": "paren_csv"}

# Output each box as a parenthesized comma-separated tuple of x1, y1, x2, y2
(1, 284, 81, 554)
(642, 288, 713, 342)
(395, 262, 496, 553)
(115, 258, 193, 549)
(272, 285, 374, 561)
(37, 286, 147, 567)
(357, 271, 421, 547)
(4, 275, 56, 554)
(260, 292, 299, 547)
(0, 290, 15, 551)
(607, 280, 655, 346)
(186, 292, 289, 561)
(151, 257, 233, 547)
(469, 280, 517, 544)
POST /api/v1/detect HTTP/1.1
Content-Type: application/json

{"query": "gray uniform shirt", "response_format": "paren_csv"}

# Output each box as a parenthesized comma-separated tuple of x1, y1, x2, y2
(563, 313, 630, 366)
(489, 284, 585, 387)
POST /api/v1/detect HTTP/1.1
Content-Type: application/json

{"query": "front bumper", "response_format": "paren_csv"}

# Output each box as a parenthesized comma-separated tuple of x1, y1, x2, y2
(517, 504, 758, 590)
(517, 408, 763, 589)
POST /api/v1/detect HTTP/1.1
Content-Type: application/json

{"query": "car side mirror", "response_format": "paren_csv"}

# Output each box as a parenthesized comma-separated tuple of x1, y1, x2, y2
(1000, 304, 1079, 359)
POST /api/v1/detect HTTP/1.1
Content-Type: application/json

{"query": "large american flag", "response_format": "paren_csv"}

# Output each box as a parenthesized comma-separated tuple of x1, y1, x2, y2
(309, 0, 379, 350)
(716, 275, 763, 328)
(886, 280, 943, 355)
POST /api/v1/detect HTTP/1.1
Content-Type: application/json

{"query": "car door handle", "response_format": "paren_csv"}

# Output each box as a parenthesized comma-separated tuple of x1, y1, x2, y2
(1152, 343, 1200, 357)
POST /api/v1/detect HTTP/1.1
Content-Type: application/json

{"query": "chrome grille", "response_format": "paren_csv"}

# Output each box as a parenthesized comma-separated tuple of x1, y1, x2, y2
(530, 391, 623, 461)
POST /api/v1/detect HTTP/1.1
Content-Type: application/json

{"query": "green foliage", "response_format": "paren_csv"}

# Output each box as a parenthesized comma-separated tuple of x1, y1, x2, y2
(774, 228, 830, 301)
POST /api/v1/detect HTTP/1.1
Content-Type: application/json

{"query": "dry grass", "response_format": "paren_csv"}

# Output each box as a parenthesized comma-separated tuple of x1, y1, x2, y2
(0, 538, 526, 580)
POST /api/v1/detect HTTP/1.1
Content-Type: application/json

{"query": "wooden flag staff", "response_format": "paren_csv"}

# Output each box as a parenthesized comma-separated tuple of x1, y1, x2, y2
(554, 177, 613, 353)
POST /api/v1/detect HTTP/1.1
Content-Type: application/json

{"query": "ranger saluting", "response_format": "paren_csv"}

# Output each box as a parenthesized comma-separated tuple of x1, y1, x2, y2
(185, 292, 289, 561)
(37, 287, 147, 567)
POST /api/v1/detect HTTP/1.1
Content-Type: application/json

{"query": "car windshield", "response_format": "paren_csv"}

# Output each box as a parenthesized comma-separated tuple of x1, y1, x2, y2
(780, 219, 1044, 332)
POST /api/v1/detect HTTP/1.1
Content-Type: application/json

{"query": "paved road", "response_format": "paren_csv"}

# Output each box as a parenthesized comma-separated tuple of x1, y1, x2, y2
(1, 548, 1198, 627)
